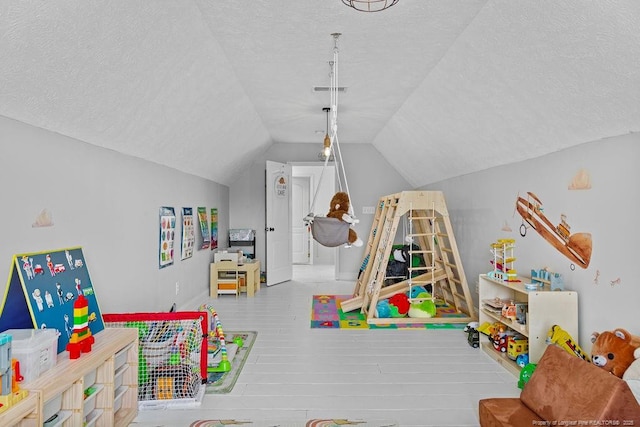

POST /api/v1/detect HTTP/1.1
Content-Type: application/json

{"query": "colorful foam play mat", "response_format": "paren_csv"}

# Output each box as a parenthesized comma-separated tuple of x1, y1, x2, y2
(206, 331, 256, 394)
(310, 294, 467, 329)
(189, 420, 399, 427)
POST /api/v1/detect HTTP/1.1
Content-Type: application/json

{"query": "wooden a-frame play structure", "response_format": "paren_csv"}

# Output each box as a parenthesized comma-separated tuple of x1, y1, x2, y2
(341, 191, 476, 325)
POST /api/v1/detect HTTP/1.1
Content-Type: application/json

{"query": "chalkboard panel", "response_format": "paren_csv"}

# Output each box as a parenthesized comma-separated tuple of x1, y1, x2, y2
(0, 247, 105, 353)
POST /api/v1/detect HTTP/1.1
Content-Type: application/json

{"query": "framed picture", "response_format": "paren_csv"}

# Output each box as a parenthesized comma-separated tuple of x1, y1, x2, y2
(159, 206, 176, 268)
(181, 207, 195, 260)
(198, 207, 210, 249)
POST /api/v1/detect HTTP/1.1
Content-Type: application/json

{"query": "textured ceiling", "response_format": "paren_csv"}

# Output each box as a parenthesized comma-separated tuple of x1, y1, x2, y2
(1, 0, 639, 187)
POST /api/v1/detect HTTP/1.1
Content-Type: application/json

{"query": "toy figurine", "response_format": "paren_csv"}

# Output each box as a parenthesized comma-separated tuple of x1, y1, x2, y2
(66, 294, 95, 359)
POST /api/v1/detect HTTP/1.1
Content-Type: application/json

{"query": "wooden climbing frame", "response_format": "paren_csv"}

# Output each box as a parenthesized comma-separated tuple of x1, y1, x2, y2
(341, 191, 476, 325)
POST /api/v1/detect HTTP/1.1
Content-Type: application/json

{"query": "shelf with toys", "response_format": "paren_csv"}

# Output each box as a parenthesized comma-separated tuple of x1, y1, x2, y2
(23, 328, 138, 427)
(478, 273, 578, 377)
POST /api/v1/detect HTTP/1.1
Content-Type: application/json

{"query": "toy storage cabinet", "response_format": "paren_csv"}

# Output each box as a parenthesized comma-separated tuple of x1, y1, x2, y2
(5, 328, 138, 427)
(478, 274, 578, 377)
(0, 392, 39, 427)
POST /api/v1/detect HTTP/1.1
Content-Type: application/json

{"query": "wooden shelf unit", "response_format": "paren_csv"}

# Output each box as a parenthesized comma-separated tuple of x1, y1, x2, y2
(3, 328, 139, 427)
(478, 274, 578, 376)
(0, 391, 39, 427)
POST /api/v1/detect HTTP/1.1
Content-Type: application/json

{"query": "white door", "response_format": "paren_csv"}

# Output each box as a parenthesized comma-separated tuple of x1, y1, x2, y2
(292, 176, 312, 264)
(265, 160, 292, 286)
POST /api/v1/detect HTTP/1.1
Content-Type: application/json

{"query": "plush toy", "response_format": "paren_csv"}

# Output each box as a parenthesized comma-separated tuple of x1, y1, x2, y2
(388, 293, 410, 317)
(375, 299, 391, 318)
(590, 328, 640, 378)
(623, 347, 640, 403)
(326, 192, 362, 247)
(408, 292, 436, 318)
(408, 286, 427, 299)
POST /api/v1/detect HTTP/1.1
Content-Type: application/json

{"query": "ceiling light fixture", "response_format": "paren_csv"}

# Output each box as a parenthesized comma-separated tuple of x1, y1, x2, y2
(318, 107, 334, 161)
(341, 0, 399, 12)
(322, 107, 332, 158)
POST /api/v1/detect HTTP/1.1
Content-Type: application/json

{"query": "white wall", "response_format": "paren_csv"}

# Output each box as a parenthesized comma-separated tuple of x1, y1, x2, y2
(0, 116, 228, 314)
(421, 134, 640, 349)
(229, 142, 412, 280)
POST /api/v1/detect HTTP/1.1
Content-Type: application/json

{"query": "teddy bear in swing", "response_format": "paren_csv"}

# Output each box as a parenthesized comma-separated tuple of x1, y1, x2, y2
(327, 192, 363, 247)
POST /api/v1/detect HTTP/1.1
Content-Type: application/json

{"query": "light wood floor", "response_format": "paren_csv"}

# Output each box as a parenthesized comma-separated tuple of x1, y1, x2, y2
(131, 264, 519, 426)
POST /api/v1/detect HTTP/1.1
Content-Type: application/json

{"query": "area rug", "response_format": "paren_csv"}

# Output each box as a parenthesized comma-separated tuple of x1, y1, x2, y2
(310, 294, 467, 329)
(205, 331, 256, 394)
(190, 419, 398, 427)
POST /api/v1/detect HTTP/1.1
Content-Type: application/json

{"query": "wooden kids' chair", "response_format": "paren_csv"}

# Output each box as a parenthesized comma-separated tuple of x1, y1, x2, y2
(216, 260, 240, 298)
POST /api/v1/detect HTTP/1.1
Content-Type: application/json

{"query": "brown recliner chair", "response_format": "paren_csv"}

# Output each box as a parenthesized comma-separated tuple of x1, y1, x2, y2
(479, 344, 640, 426)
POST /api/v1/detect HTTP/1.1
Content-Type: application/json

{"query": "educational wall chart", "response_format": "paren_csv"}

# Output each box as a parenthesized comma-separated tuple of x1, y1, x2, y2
(210, 208, 218, 250)
(181, 207, 195, 260)
(198, 207, 210, 249)
(0, 247, 105, 353)
(159, 206, 176, 268)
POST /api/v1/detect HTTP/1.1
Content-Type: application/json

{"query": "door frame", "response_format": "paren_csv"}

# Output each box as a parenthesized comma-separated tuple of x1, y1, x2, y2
(265, 160, 292, 286)
(291, 162, 336, 272)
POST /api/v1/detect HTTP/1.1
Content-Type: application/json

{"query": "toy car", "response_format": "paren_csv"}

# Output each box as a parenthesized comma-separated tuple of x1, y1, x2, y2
(507, 336, 529, 360)
(492, 335, 508, 352)
(467, 327, 479, 348)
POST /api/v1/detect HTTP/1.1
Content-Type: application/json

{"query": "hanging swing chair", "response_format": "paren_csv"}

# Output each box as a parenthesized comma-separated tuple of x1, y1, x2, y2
(304, 33, 359, 248)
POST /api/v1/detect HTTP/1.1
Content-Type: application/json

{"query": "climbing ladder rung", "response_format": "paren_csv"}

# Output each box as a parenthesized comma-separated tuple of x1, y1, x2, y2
(441, 248, 453, 253)
(410, 280, 434, 286)
(407, 233, 435, 237)
(409, 266, 434, 272)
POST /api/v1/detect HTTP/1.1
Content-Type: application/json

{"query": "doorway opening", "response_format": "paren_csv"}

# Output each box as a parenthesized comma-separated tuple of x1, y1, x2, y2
(291, 163, 336, 276)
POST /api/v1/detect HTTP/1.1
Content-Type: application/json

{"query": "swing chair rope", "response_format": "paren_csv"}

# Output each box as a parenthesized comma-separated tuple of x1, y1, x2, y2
(307, 33, 356, 219)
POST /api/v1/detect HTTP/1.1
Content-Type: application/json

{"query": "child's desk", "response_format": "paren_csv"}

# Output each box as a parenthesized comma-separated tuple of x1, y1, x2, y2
(209, 260, 261, 298)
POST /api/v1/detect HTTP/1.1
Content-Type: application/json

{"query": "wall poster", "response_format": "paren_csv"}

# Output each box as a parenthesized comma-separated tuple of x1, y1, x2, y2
(181, 207, 195, 260)
(210, 208, 218, 250)
(198, 207, 210, 249)
(159, 206, 176, 268)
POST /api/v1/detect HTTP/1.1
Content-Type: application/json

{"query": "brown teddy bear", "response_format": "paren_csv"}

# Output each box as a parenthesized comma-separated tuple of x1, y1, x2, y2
(327, 192, 362, 247)
(590, 328, 640, 378)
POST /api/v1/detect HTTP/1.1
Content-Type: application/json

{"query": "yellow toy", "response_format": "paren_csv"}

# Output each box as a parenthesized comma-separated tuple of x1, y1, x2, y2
(488, 238, 518, 282)
(546, 324, 590, 362)
(507, 336, 529, 361)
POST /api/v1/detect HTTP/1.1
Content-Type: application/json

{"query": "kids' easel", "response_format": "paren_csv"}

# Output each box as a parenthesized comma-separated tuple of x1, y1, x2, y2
(0, 247, 105, 353)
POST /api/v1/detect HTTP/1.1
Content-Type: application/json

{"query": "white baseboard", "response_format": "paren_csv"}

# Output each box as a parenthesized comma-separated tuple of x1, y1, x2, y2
(178, 290, 209, 311)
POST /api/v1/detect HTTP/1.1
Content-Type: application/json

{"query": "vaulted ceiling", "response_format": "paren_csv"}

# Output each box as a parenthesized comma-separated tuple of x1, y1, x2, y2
(2, 1, 639, 187)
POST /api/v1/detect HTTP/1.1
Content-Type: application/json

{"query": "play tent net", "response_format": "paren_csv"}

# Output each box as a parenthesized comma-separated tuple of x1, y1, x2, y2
(103, 311, 207, 408)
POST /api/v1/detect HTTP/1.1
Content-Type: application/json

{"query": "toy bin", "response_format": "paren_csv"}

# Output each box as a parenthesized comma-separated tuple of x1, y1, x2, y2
(4, 328, 59, 384)
(42, 394, 62, 423)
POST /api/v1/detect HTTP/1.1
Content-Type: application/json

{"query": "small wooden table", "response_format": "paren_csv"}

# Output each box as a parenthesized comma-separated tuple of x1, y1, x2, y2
(210, 260, 261, 298)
